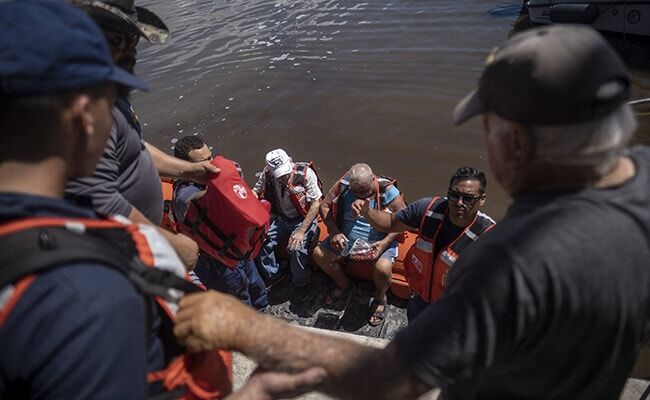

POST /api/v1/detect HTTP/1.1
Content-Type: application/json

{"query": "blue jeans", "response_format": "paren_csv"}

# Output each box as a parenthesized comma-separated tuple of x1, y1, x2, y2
(255, 215, 317, 287)
(407, 293, 429, 323)
(193, 253, 268, 310)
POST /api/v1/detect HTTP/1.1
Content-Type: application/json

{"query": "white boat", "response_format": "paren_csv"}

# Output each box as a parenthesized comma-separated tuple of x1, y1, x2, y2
(527, 1, 650, 38)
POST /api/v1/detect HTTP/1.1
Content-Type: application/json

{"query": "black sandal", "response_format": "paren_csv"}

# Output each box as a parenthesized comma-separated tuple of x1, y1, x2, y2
(368, 297, 387, 327)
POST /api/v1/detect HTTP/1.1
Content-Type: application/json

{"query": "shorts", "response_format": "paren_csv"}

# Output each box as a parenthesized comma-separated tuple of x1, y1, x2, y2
(320, 235, 398, 264)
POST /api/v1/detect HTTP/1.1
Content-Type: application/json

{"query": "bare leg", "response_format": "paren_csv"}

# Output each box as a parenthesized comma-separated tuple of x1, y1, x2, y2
(313, 245, 349, 290)
(369, 257, 392, 325)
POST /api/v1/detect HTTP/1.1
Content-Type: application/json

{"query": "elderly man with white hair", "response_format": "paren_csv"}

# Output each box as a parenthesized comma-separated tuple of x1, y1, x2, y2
(173, 25, 650, 400)
(315, 163, 406, 326)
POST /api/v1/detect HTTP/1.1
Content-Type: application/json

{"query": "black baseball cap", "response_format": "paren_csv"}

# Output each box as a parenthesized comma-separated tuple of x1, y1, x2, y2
(0, 0, 148, 96)
(453, 25, 629, 126)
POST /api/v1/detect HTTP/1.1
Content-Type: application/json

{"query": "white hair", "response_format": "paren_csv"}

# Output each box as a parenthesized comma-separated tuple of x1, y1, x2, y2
(348, 163, 374, 189)
(493, 104, 637, 177)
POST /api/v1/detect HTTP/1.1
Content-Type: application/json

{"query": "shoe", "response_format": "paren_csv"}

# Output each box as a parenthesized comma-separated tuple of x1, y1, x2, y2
(291, 284, 311, 303)
(264, 273, 288, 290)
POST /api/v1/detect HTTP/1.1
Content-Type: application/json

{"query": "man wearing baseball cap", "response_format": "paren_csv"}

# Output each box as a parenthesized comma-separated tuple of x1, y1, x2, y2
(252, 149, 322, 298)
(64, 0, 217, 269)
(172, 25, 650, 399)
(0, 1, 154, 398)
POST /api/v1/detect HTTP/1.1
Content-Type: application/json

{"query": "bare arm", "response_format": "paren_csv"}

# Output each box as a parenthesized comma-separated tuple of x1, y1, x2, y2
(354, 195, 412, 233)
(128, 207, 199, 269)
(319, 182, 342, 236)
(299, 199, 320, 233)
(145, 142, 218, 183)
(174, 291, 432, 400)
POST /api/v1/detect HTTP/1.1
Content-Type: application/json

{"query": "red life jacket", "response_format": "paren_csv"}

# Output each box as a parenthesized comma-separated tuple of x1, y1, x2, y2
(403, 197, 496, 303)
(177, 156, 271, 269)
(328, 174, 398, 231)
(263, 161, 323, 218)
(0, 216, 232, 399)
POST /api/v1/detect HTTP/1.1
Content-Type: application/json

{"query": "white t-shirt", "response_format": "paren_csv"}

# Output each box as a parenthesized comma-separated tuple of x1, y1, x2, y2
(254, 165, 322, 219)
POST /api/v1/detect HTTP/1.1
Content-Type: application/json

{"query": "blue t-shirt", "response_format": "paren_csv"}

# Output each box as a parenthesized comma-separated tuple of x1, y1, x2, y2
(0, 193, 164, 399)
(341, 185, 400, 242)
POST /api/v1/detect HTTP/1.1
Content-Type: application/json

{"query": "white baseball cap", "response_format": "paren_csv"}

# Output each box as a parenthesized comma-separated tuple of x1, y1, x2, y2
(265, 149, 293, 178)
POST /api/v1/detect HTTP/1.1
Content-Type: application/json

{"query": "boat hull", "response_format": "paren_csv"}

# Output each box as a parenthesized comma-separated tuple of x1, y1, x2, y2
(527, 1, 650, 37)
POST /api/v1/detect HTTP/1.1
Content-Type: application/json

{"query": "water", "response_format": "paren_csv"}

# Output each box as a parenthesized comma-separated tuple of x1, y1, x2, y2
(132, 0, 650, 219)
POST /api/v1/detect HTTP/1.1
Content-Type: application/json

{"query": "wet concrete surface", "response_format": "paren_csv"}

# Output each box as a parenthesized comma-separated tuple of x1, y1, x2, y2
(264, 265, 408, 340)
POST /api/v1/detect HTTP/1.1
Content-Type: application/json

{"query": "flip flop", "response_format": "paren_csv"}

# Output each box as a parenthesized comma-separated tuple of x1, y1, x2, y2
(325, 283, 350, 305)
(368, 297, 387, 327)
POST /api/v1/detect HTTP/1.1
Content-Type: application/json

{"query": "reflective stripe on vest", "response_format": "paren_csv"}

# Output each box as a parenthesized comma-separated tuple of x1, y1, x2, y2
(0, 216, 233, 399)
(404, 197, 495, 303)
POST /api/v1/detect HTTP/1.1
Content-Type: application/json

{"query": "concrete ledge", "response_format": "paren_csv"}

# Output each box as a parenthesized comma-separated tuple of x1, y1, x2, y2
(232, 326, 649, 400)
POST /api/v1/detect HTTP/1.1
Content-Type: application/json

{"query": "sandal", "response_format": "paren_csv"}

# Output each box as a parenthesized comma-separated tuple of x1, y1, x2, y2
(368, 297, 387, 327)
(325, 283, 350, 305)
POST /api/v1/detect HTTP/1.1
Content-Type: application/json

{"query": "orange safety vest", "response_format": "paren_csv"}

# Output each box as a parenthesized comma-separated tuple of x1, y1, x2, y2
(329, 174, 398, 231)
(0, 217, 232, 400)
(263, 161, 323, 217)
(404, 197, 495, 303)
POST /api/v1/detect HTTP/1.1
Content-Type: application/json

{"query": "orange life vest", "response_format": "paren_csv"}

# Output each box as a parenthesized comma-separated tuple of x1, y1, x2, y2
(263, 161, 323, 218)
(177, 156, 271, 269)
(328, 174, 398, 231)
(404, 197, 496, 303)
(0, 216, 232, 400)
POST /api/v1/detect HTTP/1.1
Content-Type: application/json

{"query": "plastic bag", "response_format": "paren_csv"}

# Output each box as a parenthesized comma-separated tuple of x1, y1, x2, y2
(342, 238, 375, 260)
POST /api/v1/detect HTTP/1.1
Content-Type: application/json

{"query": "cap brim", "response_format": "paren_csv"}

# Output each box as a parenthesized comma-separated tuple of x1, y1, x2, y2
(453, 89, 484, 126)
(272, 164, 293, 178)
(108, 66, 148, 91)
(135, 7, 170, 44)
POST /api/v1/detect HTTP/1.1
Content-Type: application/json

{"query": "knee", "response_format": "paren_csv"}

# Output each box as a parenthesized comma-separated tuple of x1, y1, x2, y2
(374, 259, 393, 281)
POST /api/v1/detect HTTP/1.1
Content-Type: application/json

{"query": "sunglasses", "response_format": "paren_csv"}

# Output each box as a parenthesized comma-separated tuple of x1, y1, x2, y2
(447, 190, 482, 205)
(105, 31, 139, 51)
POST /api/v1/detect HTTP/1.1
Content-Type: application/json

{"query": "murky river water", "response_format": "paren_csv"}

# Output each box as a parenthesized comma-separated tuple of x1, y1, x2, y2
(133, 0, 650, 219)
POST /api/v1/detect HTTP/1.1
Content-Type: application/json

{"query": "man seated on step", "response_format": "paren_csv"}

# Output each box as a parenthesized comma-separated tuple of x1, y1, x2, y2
(315, 163, 406, 326)
(355, 167, 496, 323)
(171, 135, 268, 310)
(252, 149, 322, 300)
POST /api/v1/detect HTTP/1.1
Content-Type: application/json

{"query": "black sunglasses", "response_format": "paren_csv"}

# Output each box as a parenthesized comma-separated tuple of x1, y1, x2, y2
(447, 190, 482, 205)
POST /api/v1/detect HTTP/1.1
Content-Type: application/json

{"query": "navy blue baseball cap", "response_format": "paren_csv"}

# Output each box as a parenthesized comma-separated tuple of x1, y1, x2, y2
(0, 0, 148, 96)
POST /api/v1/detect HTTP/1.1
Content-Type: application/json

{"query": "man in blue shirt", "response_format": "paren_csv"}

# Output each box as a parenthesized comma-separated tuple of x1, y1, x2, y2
(315, 163, 406, 326)
(0, 2, 158, 398)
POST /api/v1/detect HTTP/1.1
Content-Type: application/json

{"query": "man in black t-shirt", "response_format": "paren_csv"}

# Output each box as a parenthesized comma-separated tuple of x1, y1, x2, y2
(172, 25, 650, 400)
(356, 167, 496, 322)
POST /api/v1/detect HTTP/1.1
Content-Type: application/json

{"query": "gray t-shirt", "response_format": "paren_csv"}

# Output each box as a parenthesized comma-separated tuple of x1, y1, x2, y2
(396, 146, 650, 399)
(66, 101, 163, 224)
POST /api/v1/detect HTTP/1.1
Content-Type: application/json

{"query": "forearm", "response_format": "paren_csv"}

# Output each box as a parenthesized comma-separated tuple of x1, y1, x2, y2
(145, 142, 194, 180)
(364, 207, 396, 232)
(298, 200, 320, 233)
(379, 231, 401, 245)
(320, 204, 341, 236)
(238, 316, 430, 399)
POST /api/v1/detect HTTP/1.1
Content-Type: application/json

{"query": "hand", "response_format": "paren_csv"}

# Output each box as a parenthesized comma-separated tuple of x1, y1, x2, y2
(184, 161, 220, 184)
(370, 241, 388, 260)
(170, 232, 200, 270)
(287, 230, 305, 251)
(226, 367, 327, 400)
(351, 199, 370, 218)
(330, 233, 348, 252)
(174, 290, 258, 352)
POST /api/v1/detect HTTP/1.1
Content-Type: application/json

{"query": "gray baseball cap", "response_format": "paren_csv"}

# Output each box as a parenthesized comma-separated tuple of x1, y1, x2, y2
(453, 25, 629, 126)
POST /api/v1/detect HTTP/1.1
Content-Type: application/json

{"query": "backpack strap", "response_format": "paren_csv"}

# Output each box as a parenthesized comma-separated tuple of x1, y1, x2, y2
(0, 226, 201, 301)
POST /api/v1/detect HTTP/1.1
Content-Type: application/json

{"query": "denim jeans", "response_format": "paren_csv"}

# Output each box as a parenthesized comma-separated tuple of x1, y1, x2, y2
(255, 215, 318, 287)
(193, 253, 268, 310)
